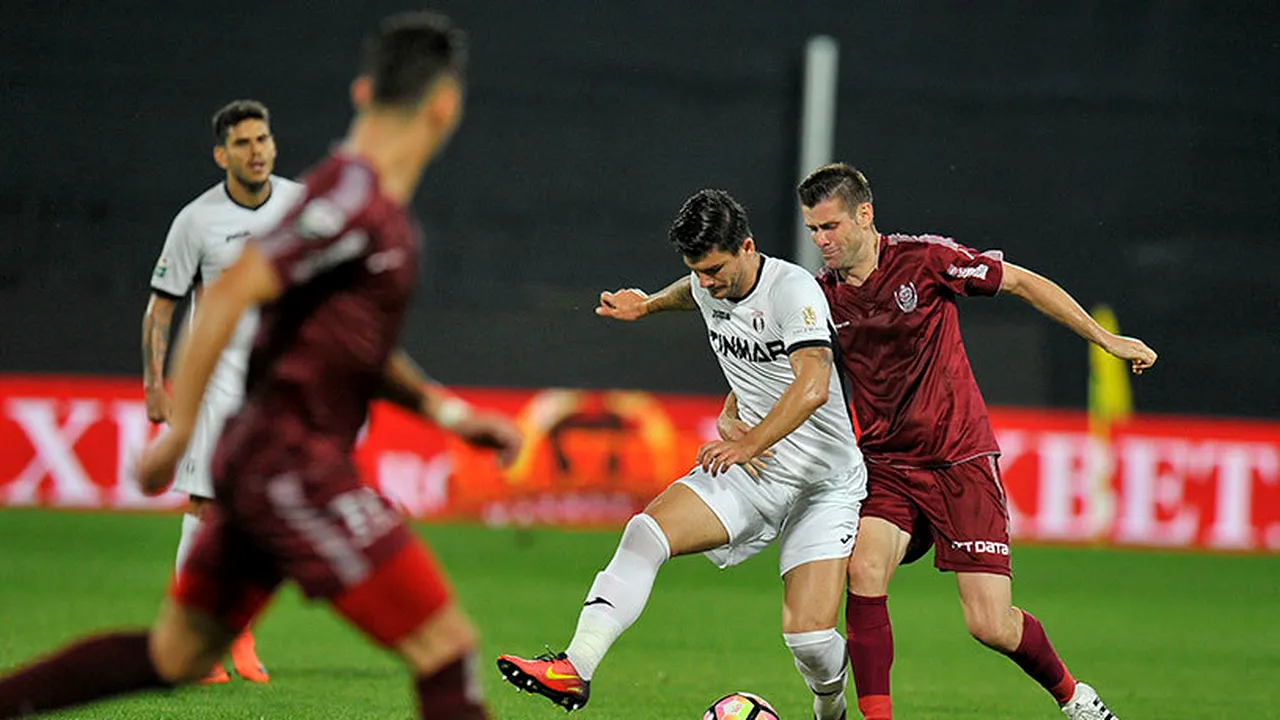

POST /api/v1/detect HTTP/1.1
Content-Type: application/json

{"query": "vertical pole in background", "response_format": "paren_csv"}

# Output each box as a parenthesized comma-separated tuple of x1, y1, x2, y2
(794, 35, 840, 271)
(1086, 304, 1130, 538)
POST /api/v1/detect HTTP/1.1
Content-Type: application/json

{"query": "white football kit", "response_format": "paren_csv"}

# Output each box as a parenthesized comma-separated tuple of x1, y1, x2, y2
(681, 256, 867, 575)
(150, 176, 306, 498)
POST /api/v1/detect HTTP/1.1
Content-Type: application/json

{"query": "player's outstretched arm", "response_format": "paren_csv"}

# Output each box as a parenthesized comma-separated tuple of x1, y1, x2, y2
(698, 346, 833, 476)
(136, 245, 283, 494)
(141, 294, 178, 423)
(380, 349, 522, 467)
(1001, 262, 1158, 374)
(595, 275, 695, 321)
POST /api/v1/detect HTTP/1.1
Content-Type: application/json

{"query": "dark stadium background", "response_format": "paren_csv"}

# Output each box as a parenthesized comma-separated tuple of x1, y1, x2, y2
(2, 5, 1278, 719)
(1, 1, 1275, 419)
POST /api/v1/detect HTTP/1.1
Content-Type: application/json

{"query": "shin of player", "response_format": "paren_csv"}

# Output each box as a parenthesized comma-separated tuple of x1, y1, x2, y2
(499, 190, 865, 720)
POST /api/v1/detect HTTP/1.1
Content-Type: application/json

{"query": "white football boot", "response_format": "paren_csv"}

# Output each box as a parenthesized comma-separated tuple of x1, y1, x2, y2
(1060, 682, 1119, 720)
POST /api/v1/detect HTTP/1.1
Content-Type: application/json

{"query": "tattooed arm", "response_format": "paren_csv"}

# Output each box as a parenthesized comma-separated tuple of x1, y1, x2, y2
(141, 293, 180, 423)
(594, 275, 696, 320)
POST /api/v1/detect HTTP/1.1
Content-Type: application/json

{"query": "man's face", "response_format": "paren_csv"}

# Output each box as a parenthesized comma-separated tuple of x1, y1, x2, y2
(802, 197, 867, 271)
(685, 240, 756, 300)
(215, 119, 276, 190)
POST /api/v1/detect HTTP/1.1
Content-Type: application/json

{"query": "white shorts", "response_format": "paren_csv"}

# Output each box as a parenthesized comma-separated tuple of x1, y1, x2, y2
(171, 384, 241, 499)
(676, 463, 865, 576)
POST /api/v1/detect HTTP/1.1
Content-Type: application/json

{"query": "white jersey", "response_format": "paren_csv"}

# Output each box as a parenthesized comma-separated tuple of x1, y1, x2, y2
(150, 176, 306, 397)
(692, 256, 863, 487)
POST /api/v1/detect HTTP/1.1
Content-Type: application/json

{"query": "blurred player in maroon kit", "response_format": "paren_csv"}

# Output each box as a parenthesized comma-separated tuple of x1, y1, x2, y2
(0, 11, 519, 720)
(788, 164, 1157, 720)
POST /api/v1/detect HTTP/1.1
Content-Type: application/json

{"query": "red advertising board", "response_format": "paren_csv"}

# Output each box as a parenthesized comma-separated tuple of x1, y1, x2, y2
(2, 375, 1278, 552)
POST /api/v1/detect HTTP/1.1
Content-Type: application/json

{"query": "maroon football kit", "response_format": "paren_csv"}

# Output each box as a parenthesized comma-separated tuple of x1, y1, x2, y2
(819, 233, 1013, 574)
(173, 153, 450, 642)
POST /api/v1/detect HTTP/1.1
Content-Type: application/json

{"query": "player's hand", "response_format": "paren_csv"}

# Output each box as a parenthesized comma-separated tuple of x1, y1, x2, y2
(697, 438, 769, 478)
(1104, 335, 1158, 375)
(144, 384, 171, 424)
(595, 288, 649, 321)
(135, 427, 190, 496)
(451, 411, 523, 468)
(714, 417, 772, 477)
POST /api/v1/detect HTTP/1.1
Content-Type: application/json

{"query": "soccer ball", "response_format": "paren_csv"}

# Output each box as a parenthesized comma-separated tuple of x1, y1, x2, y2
(703, 692, 781, 720)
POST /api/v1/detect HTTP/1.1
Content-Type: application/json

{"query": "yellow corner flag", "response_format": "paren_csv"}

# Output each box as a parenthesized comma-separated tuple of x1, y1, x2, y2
(1088, 304, 1133, 431)
(1084, 304, 1130, 539)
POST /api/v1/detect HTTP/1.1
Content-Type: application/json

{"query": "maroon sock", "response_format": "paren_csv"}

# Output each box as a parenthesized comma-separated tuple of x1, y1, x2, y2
(1003, 610, 1076, 704)
(846, 593, 893, 719)
(416, 656, 488, 720)
(0, 632, 171, 718)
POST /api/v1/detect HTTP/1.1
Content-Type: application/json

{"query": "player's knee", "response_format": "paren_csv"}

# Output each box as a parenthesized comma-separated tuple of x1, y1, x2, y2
(846, 552, 892, 594)
(398, 604, 480, 676)
(782, 610, 838, 635)
(784, 628, 844, 678)
(147, 630, 220, 684)
(441, 611, 480, 655)
(148, 602, 237, 684)
(781, 583, 840, 634)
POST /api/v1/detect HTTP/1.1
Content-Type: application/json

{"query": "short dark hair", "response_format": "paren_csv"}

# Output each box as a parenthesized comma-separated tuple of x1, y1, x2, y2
(668, 189, 753, 259)
(798, 163, 873, 212)
(362, 11, 468, 108)
(212, 100, 270, 145)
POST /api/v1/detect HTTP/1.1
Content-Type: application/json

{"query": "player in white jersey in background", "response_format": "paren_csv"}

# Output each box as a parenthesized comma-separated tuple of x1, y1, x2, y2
(140, 99, 305, 685)
(498, 189, 867, 720)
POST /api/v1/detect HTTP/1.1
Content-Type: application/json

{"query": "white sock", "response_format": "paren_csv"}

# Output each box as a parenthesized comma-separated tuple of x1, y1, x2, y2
(785, 629, 848, 720)
(175, 512, 201, 573)
(564, 513, 670, 680)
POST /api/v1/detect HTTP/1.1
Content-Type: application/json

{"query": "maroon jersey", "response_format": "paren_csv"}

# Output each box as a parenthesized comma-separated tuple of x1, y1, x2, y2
(216, 152, 418, 468)
(819, 233, 1004, 467)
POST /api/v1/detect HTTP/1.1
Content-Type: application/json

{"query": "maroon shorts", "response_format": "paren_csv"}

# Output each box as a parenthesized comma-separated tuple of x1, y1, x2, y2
(862, 455, 1012, 576)
(170, 446, 452, 646)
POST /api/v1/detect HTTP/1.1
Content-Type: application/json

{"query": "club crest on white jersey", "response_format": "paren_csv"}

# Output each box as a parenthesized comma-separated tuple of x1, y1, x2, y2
(692, 256, 862, 486)
(150, 176, 308, 397)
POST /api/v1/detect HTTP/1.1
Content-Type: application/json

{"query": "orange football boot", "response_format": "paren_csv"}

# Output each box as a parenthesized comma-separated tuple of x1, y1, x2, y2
(496, 651, 590, 711)
(229, 631, 269, 684)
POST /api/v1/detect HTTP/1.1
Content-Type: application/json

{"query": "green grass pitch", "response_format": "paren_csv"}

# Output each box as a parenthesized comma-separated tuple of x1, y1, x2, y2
(1, 509, 1277, 718)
